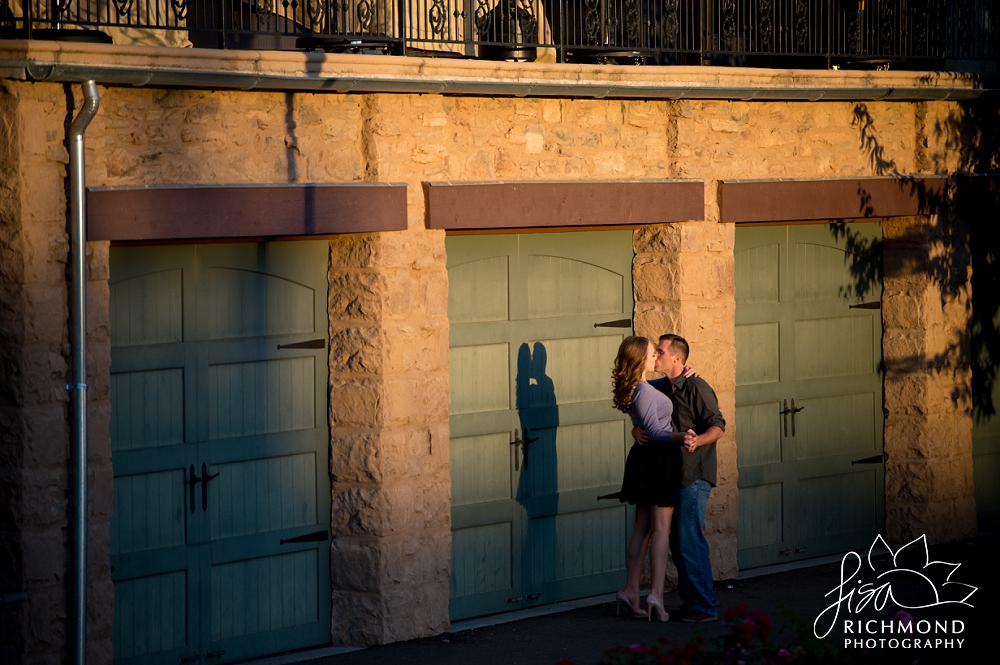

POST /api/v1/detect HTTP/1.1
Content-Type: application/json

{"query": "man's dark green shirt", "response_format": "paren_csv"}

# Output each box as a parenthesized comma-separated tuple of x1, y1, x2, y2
(648, 375, 726, 488)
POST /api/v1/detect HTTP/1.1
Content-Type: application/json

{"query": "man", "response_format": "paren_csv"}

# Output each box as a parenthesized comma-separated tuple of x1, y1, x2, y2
(634, 334, 725, 622)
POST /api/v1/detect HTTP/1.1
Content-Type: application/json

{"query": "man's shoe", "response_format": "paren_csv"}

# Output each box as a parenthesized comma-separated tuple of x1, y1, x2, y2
(677, 608, 717, 623)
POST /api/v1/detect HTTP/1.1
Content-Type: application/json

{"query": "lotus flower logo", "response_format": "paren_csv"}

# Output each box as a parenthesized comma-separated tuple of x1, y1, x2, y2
(813, 534, 977, 639)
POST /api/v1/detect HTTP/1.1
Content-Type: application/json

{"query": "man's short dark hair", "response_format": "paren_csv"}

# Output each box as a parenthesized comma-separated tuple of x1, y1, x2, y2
(658, 334, 690, 363)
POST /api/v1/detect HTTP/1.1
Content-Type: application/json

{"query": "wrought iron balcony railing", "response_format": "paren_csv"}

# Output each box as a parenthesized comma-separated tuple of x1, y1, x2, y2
(1, 0, 997, 68)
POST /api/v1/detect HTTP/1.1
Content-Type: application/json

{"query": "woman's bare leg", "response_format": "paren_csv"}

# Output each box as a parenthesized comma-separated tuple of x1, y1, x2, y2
(622, 503, 651, 608)
(648, 505, 674, 601)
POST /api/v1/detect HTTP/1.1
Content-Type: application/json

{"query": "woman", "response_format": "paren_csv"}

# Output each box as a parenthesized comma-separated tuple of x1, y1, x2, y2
(612, 336, 686, 622)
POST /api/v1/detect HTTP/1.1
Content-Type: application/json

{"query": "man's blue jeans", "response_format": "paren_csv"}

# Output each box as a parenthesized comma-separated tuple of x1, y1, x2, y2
(671, 480, 719, 615)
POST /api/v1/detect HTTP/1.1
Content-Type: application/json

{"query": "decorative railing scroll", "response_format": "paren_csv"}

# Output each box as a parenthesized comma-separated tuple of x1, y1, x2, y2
(2, 0, 997, 66)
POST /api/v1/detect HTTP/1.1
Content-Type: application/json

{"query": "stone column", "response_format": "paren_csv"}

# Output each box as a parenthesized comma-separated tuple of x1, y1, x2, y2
(632, 219, 738, 580)
(0, 80, 114, 665)
(883, 215, 977, 544)
(327, 229, 451, 646)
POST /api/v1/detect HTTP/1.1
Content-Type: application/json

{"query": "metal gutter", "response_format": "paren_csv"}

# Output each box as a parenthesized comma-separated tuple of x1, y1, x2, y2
(5, 60, 988, 101)
(68, 79, 100, 665)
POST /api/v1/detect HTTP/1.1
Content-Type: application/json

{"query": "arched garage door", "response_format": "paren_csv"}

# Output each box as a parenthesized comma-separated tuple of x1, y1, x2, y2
(735, 223, 885, 569)
(109, 242, 331, 665)
(447, 231, 635, 620)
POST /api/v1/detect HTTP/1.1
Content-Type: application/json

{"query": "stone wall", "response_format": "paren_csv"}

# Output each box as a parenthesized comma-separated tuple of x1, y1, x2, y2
(87, 87, 454, 647)
(632, 222, 738, 581)
(883, 214, 977, 545)
(0, 79, 27, 665)
(0, 72, 982, 658)
(327, 231, 451, 645)
(0, 81, 115, 665)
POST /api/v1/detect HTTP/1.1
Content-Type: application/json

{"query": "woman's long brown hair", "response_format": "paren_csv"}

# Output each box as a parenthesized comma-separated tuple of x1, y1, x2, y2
(612, 336, 651, 413)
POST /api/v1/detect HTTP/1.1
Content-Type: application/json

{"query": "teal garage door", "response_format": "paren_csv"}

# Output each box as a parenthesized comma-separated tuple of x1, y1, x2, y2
(447, 231, 634, 620)
(109, 242, 331, 665)
(735, 224, 885, 569)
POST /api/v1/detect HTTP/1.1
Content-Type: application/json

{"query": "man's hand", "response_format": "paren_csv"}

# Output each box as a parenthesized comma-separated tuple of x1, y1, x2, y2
(632, 425, 650, 445)
(683, 429, 698, 452)
(681, 425, 724, 453)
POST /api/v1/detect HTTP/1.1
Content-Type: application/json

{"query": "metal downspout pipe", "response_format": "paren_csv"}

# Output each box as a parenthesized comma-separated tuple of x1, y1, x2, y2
(69, 80, 100, 665)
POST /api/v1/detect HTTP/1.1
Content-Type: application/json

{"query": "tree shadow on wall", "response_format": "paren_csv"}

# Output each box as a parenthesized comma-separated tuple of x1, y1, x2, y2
(829, 97, 1000, 424)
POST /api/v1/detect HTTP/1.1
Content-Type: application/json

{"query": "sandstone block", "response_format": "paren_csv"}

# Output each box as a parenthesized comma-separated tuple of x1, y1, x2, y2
(523, 126, 544, 155)
(417, 268, 449, 319)
(330, 325, 383, 374)
(710, 119, 740, 134)
(706, 483, 738, 534)
(381, 268, 416, 318)
(329, 377, 382, 428)
(330, 430, 382, 483)
(883, 375, 932, 416)
(382, 373, 448, 426)
(22, 222, 69, 285)
(328, 270, 382, 321)
(377, 428, 443, 484)
(882, 332, 926, 364)
(633, 257, 681, 302)
(679, 255, 732, 299)
(632, 306, 682, 342)
(886, 495, 976, 545)
(382, 552, 449, 641)
(330, 484, 390, 537)
(675, 302, 733, 343)
(330, 590, 385, 646)
(86, 625, 113, 665)
(707, 530, 738, 580)
(25, 584, 67, 649)
(429, 421, 451, 463)
(412, 572, 450, 635)
(20, 470, 67, 529)
(381, 528, 451, 588)
(633, 225, 682, 254)
(885, 459, 938, 502)
(330, 537, 383, 592)
(24, 285, 67, 348)
(23, 529, 64, 584)
(23, 403, 68, 467)
(87, 569, 115, 624)
(378, 231, 442, 270)
(883, 414, 934, 459)
(330, 236, 379, 270)
(463, 150, 494, 178)
(715, 436, 738, 485)
(380, 475, 451, 534)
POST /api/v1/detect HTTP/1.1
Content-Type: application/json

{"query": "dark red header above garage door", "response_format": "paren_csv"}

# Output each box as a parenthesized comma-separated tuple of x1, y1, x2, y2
(719, 177, 948, 224)
(87, 184, 408, 241)
(425, 180, 704, 230)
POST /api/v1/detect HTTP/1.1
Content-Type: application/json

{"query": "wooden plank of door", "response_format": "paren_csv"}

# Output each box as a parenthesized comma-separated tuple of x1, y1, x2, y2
(516, 232, 632, 605)
(110, 246, 202, 665)
(736, 224, 884, 569)
(447, 235, 522, 620)
(195, 242, 331, 661)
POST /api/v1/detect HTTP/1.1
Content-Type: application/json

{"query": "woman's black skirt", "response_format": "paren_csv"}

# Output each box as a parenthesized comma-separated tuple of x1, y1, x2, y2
(619, 441, 681, 508)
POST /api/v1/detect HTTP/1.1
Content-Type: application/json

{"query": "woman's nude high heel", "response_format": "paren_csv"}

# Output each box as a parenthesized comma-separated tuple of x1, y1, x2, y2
(616, 590, 647, 618)
(646, 595, 669, 622)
